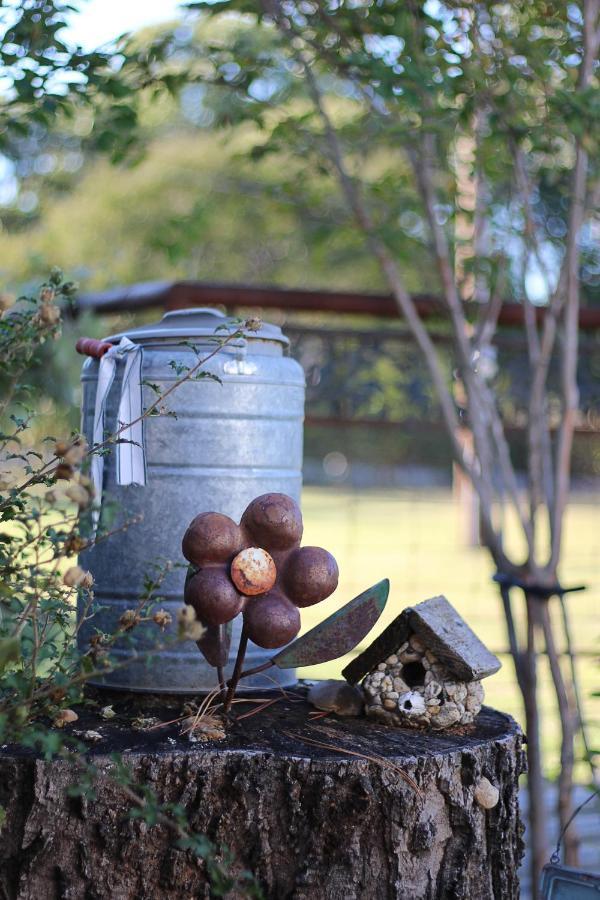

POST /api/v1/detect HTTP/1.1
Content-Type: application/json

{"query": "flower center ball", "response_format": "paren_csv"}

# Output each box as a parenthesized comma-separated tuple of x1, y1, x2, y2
(231, 548, 277, 596)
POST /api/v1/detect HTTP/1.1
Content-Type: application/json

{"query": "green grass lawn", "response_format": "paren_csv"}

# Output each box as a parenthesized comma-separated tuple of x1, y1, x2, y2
(297, 485, 600, 781)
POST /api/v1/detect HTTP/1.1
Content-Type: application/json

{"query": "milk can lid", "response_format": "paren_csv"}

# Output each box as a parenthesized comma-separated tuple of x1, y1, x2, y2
(105, 307, 289, 346)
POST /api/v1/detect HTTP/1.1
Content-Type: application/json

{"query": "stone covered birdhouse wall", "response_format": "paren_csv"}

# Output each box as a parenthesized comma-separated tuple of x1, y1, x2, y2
(362, 631, 485, 730)
(343, 595, 500, 731)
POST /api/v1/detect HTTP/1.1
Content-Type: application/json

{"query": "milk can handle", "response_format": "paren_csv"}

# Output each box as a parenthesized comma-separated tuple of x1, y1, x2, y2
(76, 337, 113, 358)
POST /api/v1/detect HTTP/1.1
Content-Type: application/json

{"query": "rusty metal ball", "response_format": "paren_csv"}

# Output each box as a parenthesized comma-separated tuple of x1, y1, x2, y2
(241, 492, 303, 550)
(284, 546, 339, 607)
(243, 592, 301, 649)
(230, 547, 276, 596)
(184, 568, 244, 626)
(182, 512, 241, 566)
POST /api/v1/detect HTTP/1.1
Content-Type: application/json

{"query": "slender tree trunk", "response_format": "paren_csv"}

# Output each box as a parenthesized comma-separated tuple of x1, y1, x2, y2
(264, 9, 599, 891)
(498, 582, 545, 897)
(523, 592, 546, 900)
(541, 601, 579, 865)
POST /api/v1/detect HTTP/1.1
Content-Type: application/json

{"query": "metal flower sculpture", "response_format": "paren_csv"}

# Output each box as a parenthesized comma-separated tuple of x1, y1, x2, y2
(182, 493, 349, 709)
(183, 492, 339, 645)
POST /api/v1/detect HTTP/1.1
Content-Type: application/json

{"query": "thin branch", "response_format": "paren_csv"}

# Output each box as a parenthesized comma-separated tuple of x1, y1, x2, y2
(412, 136, 534, 553)
(541, 602, 578, 864)
(510, 137, 557, 529)
(523, 593, 547, 891)
(551, 0, 600, 569)
(287, 46, 510, 567)
(269, 0, 528, 559)
(474, 268, 505, 350)
(558, 594, 599, 786)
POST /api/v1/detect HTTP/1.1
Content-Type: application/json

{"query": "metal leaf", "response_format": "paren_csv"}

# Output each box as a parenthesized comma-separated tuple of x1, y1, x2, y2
(197, 621, 232, 668)
(272, 579, 390, 669)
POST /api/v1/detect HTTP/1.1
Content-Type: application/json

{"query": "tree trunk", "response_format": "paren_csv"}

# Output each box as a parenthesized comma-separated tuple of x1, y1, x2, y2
(0, 693, 525, 900)
(522, 594, 546, 900)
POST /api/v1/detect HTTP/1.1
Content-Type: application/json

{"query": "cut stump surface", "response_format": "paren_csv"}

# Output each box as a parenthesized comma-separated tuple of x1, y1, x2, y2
(0, 691, 525, 900)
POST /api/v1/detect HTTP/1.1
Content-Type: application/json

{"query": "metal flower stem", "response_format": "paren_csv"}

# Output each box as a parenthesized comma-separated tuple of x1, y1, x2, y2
(237, 660, 274, 681)
(216, 665, 226, 696)
(223, 624, 249, 712)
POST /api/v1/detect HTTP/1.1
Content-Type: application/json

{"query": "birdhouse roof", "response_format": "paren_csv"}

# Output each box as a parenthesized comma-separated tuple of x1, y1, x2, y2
(343, 595, 501, 685)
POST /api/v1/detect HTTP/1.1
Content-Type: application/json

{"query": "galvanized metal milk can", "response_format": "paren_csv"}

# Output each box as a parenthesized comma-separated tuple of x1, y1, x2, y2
(78, 307, 305, 692)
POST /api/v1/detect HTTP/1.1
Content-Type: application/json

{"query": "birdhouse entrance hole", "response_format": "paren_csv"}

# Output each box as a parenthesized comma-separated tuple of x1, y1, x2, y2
(402, 660, 426, 687)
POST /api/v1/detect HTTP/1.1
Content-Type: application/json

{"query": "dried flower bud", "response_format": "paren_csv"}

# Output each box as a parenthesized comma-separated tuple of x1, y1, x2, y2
(64, 441, 88, 466)
(88, 646, 107, 667)
(178, 605, 195, 625)
(152, 609, 172, 630)
(0, 457, 25, 490)
(244, 317, 262, 332)
(65, 483, 90, 508)
(54, 440, 71, 457)
(50, 687, 67, 703)
(63, 565, 86, 587)
(119, 609, 141, 631)
(40, 287, 55, 304)
(64, 534, 87, 554)
(80, 570, 94, 590)
(177, 605, 205, 642)
(78, 474, 94, 498)
(55, 462, 74, 481)
(53, 709, 78, 728)
(38, 303, 61, 326)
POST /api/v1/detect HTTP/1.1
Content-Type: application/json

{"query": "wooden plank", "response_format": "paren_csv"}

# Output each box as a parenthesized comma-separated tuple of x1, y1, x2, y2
(342, 611, 411, 684)
(407, 595, 501, 682)
(343, 595, 501, 684)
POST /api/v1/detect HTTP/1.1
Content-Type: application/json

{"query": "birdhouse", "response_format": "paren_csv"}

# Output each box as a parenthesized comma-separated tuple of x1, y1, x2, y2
(343, 595, 501, 730)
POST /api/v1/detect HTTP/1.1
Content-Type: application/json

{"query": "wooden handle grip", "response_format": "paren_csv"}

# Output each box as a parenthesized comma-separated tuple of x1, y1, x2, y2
(76, 337, 112, 358)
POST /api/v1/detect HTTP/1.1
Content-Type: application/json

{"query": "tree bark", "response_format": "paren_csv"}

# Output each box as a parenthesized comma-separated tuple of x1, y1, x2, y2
(521, 595, 546, 900)
(0, 695, 525, 900)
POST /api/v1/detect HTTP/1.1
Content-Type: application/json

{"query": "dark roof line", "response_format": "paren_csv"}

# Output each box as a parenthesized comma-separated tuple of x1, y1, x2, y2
(75, 279, 600, 330)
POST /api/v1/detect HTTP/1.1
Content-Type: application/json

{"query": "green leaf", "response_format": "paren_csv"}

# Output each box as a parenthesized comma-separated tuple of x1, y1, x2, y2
(0, 637, 21, 674)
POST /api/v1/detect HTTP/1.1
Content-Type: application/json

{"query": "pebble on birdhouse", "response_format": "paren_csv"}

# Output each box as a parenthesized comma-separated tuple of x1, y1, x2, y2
(342, 595, 501, 731)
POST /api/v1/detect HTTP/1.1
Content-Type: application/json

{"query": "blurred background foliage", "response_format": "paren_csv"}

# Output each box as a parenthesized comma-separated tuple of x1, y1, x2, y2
(0, 10, 434, 441)
(0, 13, 430, 294)
(2, 6, 599, 459)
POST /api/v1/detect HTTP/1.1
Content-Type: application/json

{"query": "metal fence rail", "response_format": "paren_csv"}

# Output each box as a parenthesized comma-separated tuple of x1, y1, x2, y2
(76, 279, 600, 329)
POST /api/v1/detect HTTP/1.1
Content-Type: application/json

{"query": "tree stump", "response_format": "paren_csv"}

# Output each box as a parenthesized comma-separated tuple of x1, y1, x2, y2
(0, 690, 525, 900)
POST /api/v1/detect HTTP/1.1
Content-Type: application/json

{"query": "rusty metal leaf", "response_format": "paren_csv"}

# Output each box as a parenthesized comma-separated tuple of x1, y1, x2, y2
(272, 579, 389, 669)
(197, 622, 232, 668)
